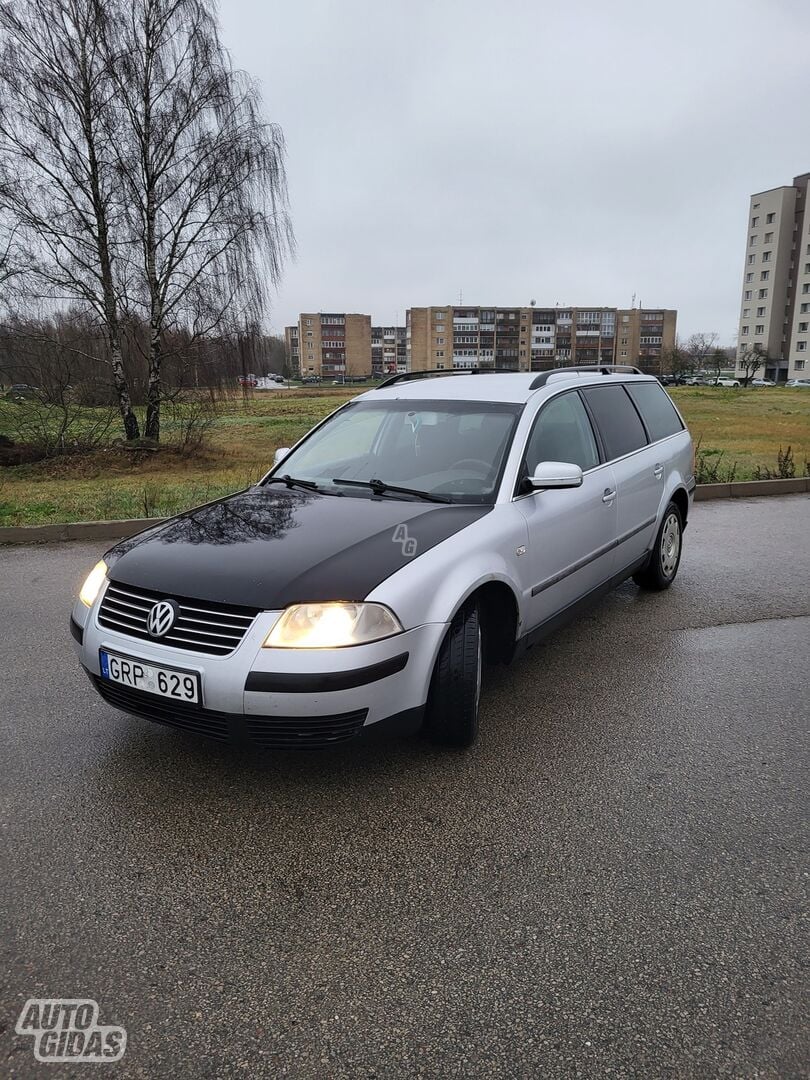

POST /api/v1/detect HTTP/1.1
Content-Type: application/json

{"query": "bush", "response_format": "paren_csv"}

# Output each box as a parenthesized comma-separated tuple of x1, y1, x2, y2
(753, 445, 796, 480)
(694, 439, 739, 484)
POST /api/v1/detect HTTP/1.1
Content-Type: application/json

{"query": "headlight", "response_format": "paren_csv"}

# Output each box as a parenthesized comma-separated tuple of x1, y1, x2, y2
(263, 602, 402, 649)
(79, 560, 108, 607)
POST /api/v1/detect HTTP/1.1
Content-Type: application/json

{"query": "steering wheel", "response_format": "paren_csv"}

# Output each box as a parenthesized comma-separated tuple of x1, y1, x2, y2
(453, 458, 492, 473)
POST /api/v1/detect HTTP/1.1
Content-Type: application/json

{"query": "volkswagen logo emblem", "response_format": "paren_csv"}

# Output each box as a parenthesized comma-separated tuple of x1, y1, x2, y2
(147, 599, 178, 639)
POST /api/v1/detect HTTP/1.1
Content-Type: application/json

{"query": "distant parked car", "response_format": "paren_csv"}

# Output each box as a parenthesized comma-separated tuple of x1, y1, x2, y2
(710, 378, 740, 388)
(786, 378, 810, 388)
(238, 375, 258, 388)
(4, 383, 40, 400)
(750, 378, 775, 387)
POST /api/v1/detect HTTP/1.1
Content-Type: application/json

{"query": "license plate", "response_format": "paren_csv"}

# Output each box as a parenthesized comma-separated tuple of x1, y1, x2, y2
(100, 650, 200, 704)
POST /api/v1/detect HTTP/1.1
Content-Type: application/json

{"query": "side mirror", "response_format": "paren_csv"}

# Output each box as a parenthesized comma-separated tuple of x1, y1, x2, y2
(273, 446, 290, 466)
(529, 461, 583, 489)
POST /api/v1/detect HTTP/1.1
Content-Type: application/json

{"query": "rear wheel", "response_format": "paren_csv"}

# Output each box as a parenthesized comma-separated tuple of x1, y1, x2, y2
(633, 502, 683, 591)
(425, 599, 482, 747)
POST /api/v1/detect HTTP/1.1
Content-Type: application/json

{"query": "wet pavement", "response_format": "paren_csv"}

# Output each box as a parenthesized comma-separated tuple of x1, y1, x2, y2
(1, 495, 808, 1078)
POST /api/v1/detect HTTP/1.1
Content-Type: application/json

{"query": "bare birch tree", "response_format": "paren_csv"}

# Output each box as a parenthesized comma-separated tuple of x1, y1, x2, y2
(0, 0, 141, 439)
(108, 0, 293, 441)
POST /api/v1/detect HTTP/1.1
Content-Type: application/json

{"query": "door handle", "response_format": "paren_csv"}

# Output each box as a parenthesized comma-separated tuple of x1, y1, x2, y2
(602, 488, 616, 504)
(653, 463, 664, 480)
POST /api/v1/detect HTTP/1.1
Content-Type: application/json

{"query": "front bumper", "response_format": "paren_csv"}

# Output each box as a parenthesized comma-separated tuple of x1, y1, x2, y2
(72, 592, 445, 749)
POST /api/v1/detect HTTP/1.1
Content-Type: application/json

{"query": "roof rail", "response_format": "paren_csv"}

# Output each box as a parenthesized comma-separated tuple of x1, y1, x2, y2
(529, 364, 644, 390)
(377, 367, 520, 389)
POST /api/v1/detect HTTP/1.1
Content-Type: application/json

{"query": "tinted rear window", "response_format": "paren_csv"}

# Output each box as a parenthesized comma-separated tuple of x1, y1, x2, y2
(626, 382, 684, 442)
(581, 385, 648, 460)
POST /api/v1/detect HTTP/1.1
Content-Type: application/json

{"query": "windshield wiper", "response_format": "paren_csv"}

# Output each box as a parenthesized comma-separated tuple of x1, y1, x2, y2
(331, 477, 452, 504)
(265, 474, 323, 493)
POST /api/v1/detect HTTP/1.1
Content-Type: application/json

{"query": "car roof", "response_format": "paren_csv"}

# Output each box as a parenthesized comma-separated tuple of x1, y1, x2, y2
(360, 370, 660, 405)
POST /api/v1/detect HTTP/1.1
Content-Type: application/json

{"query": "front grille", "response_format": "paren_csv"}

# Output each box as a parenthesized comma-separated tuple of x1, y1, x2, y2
(90, 675, 367, 749)
(98, 581, 259, 657)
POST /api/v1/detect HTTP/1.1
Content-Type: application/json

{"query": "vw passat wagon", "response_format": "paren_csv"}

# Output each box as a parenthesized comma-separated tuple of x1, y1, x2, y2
(71, 367, 695, 749)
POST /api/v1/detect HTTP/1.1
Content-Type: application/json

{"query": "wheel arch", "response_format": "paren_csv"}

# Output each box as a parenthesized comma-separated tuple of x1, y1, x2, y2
(451, 579, 520, 666)
(670, 485, 689, 526)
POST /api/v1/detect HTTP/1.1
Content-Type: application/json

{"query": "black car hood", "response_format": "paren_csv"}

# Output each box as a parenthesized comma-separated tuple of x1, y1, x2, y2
(106, 487, 491, 609)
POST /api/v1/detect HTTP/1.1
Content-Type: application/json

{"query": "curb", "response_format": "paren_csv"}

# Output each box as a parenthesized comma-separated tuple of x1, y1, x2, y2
(0, 518, 161, 545)
(694, 477, 810, 501)
(1, 478, 808, 544)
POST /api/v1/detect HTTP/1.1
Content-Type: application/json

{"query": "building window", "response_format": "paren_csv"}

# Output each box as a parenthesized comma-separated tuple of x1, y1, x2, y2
(746, 273, 754, 282)
(756, 306, 766, 316)
(758, 289, 768, 299)
(766, 212, 775, 223)
(751, 216, 759, 226)
(742, 308, 750, 317)
(744, 290, 752, 300)
(305, 319, 312, 326)
(435, 337, 444, 345)
(753, 202, 760, 209)
(620, 350, 627, 357)
(749, 235, 757, 245)
(755, 324, 765, 333)
(435, 350, 444, 358)
(798, 341, 808, 352)
(800, 322, 808, 332)
(796, 359, 806, 370)
(802, 303, 810, 313)
(805, 263, 810, 274)
(435, 312, 445, 321)
(804, 284, 810, 294)
(741, 326, 749, 335)
(747, 255, 755, 265)
(764, 232, 774, 243)
(762, 251, 771, 263)
(760, 270, 770, 281)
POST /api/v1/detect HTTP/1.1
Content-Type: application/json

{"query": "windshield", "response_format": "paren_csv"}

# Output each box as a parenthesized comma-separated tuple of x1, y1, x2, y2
(265, 399, 522, 503)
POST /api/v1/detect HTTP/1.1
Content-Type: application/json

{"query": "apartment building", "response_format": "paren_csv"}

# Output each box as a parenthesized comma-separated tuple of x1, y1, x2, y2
(284, 314, 408, 378)
(406, 306, 676, 374)
(371, 326, 407, 377)
(736, 172, 810, 382)
(285, 313, 373, 378)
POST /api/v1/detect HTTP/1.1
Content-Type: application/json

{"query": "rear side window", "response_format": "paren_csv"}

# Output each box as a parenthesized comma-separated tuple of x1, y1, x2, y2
(523, 391, 600, 474)
(581, 385, 648, 460)
(626, 382, 684, 442)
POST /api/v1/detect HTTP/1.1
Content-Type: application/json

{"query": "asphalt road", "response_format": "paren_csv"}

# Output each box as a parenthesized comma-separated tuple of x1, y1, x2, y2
(2, 496, 809, 1078)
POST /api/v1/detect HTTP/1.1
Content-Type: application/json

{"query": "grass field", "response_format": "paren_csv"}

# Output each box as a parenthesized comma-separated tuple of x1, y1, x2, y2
(1, 386, 809, 526)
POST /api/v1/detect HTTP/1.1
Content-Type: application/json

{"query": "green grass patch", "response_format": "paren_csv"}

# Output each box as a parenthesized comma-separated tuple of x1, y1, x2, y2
(1, 386, 808, 526)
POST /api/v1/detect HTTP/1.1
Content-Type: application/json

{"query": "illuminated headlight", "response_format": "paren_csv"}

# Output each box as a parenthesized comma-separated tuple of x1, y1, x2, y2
(263, 602, 403, 649)
(79, 560, 108, 607)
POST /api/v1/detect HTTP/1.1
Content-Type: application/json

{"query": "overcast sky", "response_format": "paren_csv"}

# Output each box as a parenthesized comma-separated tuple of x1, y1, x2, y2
(220, 0, 810, 343)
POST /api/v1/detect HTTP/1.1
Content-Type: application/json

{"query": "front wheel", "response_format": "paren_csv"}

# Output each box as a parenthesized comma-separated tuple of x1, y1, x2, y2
(424, 599, 482, 747)
(633, 502, 683, 591)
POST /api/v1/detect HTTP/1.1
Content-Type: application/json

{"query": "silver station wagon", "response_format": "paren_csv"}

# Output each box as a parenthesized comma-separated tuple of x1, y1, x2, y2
(71, 366, 695, 749)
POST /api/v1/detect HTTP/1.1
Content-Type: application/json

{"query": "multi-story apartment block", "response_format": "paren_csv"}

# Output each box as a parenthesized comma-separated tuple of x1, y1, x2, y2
(285, 313, 373, 379)
(406, 306, 676, 374)
(371, 325, 407, 377)
(284, 324, 299, 373)
(736, 172, 810, 382)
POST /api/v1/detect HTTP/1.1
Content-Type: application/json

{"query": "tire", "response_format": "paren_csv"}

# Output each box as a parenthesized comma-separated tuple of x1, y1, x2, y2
(424, 599, 482, 747)
(633, 501, 683, 591)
